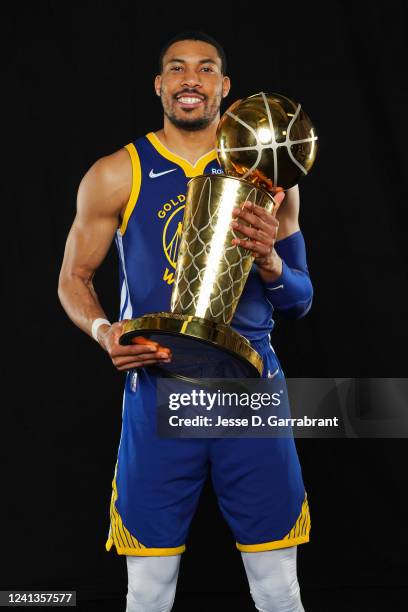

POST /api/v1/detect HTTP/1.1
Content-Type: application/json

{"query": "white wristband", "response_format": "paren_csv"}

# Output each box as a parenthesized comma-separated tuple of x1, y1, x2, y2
(91, 318, 111, 342)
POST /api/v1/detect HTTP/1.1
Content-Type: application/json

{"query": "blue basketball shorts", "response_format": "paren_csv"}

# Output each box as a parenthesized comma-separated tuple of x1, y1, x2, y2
(105, 336, 311, 556)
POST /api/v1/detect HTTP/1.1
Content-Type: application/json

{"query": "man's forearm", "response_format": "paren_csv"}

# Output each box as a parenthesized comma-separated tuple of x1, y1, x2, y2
(256, 250, 283, 284)
(263, 261, 313, 319)
(58, 273, 110, 341)
(260, 230, 313, 319)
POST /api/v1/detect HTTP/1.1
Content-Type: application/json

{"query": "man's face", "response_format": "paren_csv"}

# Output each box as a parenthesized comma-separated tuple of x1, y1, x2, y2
(155, 40, 230, 131)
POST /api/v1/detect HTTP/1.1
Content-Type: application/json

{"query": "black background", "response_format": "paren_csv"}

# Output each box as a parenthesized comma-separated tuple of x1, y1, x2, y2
(4, 1, 408, 610)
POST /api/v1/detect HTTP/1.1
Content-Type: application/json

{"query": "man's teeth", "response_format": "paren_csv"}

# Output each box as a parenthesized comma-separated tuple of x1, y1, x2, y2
(178, 97, 202, 104)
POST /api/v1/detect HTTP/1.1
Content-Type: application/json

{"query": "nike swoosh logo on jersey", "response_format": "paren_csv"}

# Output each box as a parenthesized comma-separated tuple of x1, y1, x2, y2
(149, 168, 178, 178)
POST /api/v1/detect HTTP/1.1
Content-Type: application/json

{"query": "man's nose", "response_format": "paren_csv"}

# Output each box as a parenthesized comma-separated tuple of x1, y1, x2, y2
(181, 69, 201, 89)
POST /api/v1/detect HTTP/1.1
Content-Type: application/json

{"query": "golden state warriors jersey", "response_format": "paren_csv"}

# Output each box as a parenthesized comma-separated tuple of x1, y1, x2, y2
(115, 132, 276, 343)
(105, 133, 311, 557)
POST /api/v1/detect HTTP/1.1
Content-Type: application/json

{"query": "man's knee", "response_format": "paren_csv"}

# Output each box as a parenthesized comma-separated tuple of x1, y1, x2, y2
(241, 547, 304, 612)
(126, 580, 176, 612)
(126, 554, 181, 612)
(249, 571, 302, 612)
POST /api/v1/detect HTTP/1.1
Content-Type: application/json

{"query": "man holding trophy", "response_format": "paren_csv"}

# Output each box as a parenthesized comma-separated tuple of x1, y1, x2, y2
(58, 30, 316, 612)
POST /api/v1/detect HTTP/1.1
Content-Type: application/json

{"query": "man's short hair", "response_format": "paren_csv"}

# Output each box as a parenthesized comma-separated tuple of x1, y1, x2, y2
(158, 30, 227, 75)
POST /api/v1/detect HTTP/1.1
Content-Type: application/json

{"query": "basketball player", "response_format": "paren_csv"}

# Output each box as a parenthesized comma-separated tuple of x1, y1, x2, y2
(58, 31, 313, 612)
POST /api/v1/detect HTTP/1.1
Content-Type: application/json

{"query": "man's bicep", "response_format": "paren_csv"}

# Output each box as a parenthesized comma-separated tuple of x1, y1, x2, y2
(276, 185, 300, 240)
(61, 154, 129, 282)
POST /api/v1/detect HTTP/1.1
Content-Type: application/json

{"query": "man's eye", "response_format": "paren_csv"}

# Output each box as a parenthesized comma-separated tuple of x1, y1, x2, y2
(170, 66, 182, 71)
(201, 67, 213, 72)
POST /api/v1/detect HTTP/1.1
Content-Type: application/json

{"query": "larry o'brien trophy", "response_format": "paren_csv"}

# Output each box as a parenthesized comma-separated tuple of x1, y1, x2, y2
(120, 92, 318, 379)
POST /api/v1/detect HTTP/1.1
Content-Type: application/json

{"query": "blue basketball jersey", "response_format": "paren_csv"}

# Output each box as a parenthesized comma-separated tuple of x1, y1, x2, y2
(115, 132, 276, 343)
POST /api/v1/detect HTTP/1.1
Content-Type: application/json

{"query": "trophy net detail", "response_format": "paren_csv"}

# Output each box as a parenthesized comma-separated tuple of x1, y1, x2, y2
(170, 175, 274, 325)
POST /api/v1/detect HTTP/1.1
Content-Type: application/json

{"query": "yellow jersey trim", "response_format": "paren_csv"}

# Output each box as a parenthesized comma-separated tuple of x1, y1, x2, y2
(119, 143, 142, 235)
(236, 494, 311, 553)
(105, 460, 186, 557)
(236, 534, 310, 553)
(146, 132, 217, 177)
(105, 536, 186, 557)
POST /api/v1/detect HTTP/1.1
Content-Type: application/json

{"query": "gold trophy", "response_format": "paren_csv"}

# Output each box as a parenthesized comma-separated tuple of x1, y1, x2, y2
(120, 92, 318, 379)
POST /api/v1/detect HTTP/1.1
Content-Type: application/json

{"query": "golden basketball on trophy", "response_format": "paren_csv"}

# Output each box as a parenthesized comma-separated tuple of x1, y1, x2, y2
(120, 92, 318, 379)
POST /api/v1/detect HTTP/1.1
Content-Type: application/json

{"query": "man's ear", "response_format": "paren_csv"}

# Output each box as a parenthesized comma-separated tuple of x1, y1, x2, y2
(154, 75, 161, 96)
(222, 76, 231, 99)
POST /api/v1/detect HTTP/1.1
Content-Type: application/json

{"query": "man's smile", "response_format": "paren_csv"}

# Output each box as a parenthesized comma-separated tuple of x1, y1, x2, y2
(175, 92, 205, 109)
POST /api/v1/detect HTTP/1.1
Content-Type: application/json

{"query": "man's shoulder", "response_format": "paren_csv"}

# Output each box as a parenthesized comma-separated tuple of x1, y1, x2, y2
(84, 132, 154, 195)
(89, 147, 131, 187)
(95, 133, 150, 169)
(80, 146, 133, 210)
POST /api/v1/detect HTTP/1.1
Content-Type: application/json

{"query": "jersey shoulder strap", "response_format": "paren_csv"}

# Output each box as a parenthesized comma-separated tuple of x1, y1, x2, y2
(119, 134, 155, 235)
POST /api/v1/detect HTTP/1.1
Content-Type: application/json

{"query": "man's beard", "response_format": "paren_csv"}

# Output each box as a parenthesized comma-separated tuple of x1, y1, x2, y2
(164, 110, 213, 131)
(161, 90, 221, 131)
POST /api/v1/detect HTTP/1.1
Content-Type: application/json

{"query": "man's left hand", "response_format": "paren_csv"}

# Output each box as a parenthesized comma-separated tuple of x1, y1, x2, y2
(230, 191, 286, 283)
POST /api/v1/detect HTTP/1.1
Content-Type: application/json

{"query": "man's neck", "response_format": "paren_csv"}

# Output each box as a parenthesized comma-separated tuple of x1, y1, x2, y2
(154, 116, 219, 165)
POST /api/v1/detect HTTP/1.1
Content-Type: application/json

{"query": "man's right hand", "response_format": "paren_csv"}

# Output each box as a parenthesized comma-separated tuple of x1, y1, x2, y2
(97, 321, 172, 371)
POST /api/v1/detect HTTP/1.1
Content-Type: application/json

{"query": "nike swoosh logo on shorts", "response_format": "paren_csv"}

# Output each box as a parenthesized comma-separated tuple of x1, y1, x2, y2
(149, 168, 178, 178)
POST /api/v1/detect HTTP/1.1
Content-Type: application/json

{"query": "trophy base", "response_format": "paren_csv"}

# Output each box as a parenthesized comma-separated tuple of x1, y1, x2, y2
(120, 312, 263, 380)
